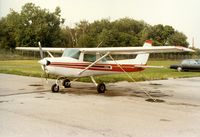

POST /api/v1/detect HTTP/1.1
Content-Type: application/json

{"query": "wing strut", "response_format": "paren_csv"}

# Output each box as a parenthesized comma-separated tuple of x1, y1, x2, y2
(46, 51, 54, 58)
(78, 52, 110, 76)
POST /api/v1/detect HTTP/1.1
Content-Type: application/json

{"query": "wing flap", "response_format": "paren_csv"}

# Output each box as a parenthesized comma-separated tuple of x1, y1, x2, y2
(135, 65, 164, 68)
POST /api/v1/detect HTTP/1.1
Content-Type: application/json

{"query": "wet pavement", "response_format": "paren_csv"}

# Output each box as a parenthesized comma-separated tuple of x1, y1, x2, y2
(0, 74, 200, 137)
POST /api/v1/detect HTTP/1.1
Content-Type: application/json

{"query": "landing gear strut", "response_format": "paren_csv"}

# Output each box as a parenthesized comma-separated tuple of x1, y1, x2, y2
(90, 76, 106, 93)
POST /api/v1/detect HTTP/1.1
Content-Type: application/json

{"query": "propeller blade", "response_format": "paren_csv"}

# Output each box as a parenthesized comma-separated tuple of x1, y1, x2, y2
(38, 42, 50, 84)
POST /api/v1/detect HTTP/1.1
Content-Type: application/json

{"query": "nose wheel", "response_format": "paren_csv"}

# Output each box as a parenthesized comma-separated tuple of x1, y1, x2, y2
(51, 84, 59, 93)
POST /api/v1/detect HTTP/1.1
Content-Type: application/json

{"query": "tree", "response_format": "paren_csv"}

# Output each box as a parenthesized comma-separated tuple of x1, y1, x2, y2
(0, 3, 66, 49)
(18, 3, 65, 47)
(168, 31, 189, 47)
(112, 18, 145, 35)
(0, 3, 189, 49)
(78, 34, 95, 47)
(146, 24, 184, 46)
(0, 11, 20, 49)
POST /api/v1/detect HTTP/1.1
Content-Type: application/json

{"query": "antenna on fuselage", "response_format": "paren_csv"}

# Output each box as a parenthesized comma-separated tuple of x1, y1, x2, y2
(97, 41, 103, 48)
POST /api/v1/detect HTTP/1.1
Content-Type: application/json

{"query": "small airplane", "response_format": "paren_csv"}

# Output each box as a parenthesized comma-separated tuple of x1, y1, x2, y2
(16, 40, 194, 93)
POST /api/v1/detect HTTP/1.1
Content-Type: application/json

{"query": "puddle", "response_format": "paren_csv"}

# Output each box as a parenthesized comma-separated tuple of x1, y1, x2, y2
(149, 83, 162, 86)
(36, 87, 45, 90)
(34, 96, 45, 98)
(0, 100, 9, 103)
(38, 92, 46, 94)
(160, 119, 171, 122)
(29, 84, 43, 87)
(145, 98, 165, 103)
(167, 102, 199, 107)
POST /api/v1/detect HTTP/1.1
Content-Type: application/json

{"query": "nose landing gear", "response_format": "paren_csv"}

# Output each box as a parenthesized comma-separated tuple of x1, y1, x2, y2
(51, 77, 71, 93)
(51, 84, 59, 93)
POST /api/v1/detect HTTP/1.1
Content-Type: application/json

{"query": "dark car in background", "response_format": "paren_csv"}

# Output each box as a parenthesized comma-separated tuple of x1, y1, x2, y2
(170, 59, 200, 72)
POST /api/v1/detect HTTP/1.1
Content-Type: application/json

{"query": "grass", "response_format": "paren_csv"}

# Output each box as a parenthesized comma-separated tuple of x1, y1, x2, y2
(0, 60, 200, 83)
(0, 60, 42, 77)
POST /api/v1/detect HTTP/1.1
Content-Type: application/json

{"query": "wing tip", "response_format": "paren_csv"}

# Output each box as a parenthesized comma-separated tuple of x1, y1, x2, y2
(176, 46, 195, 52)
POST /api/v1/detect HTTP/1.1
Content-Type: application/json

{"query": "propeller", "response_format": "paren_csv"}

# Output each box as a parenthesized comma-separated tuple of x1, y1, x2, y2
(38, 42, 50, 81)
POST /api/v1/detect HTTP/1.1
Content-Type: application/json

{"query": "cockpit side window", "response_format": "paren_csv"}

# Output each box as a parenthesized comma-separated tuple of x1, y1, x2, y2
(84, 54, 96, 62)
(62, 49, 80, 59)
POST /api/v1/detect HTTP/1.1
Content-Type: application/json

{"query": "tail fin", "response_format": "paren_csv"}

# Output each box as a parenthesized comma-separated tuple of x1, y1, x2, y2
(134, 40, 152, 65)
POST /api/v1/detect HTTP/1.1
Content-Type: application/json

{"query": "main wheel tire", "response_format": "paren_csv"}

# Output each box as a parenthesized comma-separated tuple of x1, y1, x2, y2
(177, 67, 182, 72)
(97, 83, 106, 93)
(51, 84, 59, 93)
(62, 79, 71, 88)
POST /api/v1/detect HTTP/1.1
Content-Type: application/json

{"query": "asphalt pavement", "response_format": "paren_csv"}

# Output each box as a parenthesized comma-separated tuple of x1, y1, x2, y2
(0, 74, 200, 137)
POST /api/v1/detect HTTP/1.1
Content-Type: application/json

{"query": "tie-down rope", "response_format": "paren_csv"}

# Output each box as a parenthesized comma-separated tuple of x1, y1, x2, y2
(108, 54, 156, 102)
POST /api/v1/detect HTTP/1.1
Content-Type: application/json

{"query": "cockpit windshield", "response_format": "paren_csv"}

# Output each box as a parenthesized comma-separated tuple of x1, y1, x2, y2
(62, 48, 80, 59)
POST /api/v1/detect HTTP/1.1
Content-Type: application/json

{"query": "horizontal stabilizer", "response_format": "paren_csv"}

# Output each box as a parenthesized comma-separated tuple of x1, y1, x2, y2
(135, 65, 164, 68)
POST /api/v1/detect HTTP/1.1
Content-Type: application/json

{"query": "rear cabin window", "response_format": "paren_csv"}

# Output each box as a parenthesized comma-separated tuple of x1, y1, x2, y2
(83, 54, 108, 62)
(62, 49, 80, 59)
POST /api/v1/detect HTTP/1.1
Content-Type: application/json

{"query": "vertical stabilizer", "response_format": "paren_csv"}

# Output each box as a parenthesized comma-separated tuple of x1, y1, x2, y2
(134, 40, 152, 65)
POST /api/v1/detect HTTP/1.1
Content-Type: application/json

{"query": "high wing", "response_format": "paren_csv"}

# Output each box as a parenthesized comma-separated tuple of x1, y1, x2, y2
(15, 47, 65, 53)
(79, 46, 194, 54)
(16, 39, 194, 54)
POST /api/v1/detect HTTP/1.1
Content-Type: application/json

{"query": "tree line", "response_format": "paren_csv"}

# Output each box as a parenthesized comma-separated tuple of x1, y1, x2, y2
(0, 3, 189, 50)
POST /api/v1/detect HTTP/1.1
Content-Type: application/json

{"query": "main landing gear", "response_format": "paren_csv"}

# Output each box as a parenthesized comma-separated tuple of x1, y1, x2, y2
(90, 76, 106, 93)
(51, 77, 71, 93)
(97, 82, 106, 93)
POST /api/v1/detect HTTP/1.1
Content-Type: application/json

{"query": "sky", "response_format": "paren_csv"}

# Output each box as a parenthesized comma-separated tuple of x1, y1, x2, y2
(0, 0, 200, 48)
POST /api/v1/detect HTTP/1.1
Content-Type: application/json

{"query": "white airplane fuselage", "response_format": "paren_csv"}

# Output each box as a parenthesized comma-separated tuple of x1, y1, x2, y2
(39, 42, 151, 78)
(41, 57, 145, 77)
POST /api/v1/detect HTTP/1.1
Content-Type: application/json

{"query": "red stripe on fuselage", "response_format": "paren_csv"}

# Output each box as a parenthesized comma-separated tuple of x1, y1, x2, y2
(49, 62, 144, 72)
